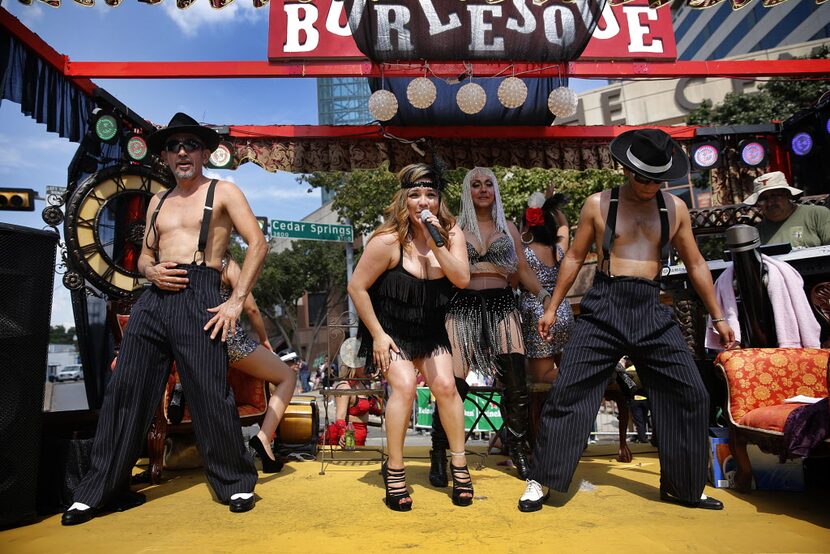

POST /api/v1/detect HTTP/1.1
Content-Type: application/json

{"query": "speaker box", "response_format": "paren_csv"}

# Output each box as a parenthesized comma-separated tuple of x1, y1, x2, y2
(0, 223, 58, 527)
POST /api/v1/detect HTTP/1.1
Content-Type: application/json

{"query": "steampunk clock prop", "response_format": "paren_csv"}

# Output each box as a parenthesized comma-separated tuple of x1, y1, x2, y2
(64, 165, 173, 299)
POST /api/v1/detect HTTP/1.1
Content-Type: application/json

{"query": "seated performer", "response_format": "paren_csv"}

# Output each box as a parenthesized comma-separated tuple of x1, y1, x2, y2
(220, 254, 297, 472)
(518, 128, 736, 513)
(348, 163, 472, 511)
(321, 338, 382, 447)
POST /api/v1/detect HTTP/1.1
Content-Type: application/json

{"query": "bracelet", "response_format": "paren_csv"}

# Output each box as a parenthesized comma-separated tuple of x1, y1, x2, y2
(536, 289, 551, 304)
(711, 317, 726, 324)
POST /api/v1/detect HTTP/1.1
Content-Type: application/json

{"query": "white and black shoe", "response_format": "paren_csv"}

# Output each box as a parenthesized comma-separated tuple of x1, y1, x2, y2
(518, 479, 549, 512)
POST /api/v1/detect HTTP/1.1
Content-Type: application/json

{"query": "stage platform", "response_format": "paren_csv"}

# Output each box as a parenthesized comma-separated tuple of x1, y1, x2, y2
(4, 444, 829, 553)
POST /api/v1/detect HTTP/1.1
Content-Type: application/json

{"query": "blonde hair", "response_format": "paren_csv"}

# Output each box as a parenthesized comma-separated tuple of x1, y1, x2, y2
(457, 167, 509, 245)
(371, 163, 455, 248)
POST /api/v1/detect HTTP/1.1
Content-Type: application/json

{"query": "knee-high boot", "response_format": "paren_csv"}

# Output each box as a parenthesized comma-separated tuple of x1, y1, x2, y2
(497, 353, 531, 479)
(429, 377, 469, 487)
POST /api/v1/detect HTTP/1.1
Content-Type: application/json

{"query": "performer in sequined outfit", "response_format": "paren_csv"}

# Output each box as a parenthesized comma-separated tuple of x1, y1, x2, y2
(430, 167, 551, 484)
(348, 163, 473, 511)
(220, 254, 297, 473)
(518, 192, 574, 384)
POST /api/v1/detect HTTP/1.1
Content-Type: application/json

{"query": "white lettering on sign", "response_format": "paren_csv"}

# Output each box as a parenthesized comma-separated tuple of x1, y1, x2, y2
(326, 0, 352, 37)
(591, 4, 620, 40)
(624, 6, 663, 54)
(543, 6, 576, 47)
(419, 0, 462, 36)
(506, 0, 536, 34)
(375, 5, 414, 53)
(284, 4, 320, 52)
(467, 5, 504, 52)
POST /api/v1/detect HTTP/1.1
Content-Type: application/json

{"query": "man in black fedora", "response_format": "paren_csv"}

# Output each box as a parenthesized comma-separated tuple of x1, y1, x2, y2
(517, 129, 736, 513)
(62, 113, 266, 525)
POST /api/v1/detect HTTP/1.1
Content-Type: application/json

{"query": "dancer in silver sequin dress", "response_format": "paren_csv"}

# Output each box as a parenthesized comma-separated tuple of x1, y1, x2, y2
(518, 192, 574, 383)
(431, 167, 552, 483)
(220, 255, 297, 473)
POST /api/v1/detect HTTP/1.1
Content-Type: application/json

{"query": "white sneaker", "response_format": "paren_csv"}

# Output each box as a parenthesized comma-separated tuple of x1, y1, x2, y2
(518, 479, 549, 512)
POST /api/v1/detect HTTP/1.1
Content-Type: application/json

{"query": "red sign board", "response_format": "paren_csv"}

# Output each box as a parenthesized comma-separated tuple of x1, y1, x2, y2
(268, 0, 676, 62)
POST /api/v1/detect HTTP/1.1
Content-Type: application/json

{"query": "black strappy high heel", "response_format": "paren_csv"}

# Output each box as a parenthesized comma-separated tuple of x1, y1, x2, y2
(381, 461, 412, 512)
(450, 452, 474, 507)
(249, 435, 284, 474)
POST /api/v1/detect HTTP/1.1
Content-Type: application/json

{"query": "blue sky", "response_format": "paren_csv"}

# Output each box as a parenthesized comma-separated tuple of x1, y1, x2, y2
(1, 1, 605, 328)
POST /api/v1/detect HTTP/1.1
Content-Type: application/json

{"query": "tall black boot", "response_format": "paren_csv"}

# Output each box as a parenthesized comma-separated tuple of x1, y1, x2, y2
(429, 377, 469, 488)
(498, 354, 531, 480)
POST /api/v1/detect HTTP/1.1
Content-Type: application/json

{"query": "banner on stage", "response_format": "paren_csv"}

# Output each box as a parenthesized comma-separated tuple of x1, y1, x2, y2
(268, 0, 676, 62)
(415, 387, 503, 432)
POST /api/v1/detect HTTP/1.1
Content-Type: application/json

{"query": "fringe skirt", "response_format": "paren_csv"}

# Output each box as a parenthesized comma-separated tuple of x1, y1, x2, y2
(446, 287, 525, 378)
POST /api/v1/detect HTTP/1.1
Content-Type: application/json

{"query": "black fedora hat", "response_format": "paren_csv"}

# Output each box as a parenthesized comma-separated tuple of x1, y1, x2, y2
(610, 129, 689, 182)
(147, 112, 221, 155)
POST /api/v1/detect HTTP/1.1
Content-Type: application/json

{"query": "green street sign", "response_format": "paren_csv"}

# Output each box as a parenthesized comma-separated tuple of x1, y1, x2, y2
(269, 219, 353, 243)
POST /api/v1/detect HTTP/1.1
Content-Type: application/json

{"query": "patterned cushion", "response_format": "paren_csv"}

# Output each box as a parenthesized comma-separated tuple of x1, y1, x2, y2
(738, 403, 807, 433)
(715, 348, 829, 423)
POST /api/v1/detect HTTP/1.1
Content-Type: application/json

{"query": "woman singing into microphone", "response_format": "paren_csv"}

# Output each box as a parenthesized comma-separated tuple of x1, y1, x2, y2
(348, 163, 472, 511)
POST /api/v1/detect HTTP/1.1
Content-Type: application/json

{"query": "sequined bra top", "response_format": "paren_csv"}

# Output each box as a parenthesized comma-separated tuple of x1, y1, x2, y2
(467, 234, 518, 277)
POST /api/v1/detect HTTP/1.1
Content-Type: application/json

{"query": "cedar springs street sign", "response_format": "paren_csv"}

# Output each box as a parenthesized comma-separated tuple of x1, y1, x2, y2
(269, 219, 354, 242)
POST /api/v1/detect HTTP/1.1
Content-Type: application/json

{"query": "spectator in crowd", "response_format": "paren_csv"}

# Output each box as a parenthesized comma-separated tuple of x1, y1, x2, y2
(743, 171, 830, 248)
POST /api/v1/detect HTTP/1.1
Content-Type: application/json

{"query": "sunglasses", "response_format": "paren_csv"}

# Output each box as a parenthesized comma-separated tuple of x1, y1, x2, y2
(164, 138, 205, 153)
(632, 173, 664, 185)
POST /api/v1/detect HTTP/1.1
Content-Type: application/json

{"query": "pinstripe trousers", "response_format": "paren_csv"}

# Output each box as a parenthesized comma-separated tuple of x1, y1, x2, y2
(73, 265, 257, 507)
(531, 273, 709, 503)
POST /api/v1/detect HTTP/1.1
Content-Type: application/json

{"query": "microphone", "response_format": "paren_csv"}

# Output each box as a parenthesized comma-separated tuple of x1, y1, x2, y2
(420, 209, 445, 248)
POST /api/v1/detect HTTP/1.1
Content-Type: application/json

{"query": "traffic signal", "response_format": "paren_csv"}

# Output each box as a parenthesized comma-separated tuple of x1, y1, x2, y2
(256, 216, 269, 235)
(0, 188, 36, 211)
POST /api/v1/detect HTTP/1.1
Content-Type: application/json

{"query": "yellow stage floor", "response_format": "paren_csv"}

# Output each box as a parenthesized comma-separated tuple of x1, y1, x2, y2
(3, 445, 829, 553)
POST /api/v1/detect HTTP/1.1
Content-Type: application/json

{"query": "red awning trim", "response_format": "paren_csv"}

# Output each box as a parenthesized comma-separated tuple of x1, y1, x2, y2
(228, 124, 700, 141)
(0, 8, 96, 96)
(63, 59, 830, 80)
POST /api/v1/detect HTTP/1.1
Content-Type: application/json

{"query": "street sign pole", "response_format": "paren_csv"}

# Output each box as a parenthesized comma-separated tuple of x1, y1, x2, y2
(343, 218, 356, 337)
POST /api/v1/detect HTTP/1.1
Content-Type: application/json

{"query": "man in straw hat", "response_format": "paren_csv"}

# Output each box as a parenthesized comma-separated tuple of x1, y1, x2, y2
(743, 171, 830, 248)
(63, 113, 266, 525)
(518, 129, 736, 513)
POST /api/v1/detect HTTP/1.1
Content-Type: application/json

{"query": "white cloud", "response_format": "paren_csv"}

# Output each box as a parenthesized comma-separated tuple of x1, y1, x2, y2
(0, 134, 76, 173)
(243, 185, 315, 201)
(161, 1, 264, 38)
(14, 3, 45, 27)
(204, 169, 236, 182)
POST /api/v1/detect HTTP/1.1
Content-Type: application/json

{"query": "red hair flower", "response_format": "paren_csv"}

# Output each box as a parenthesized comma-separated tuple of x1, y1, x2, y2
(525, 207, 545, 227)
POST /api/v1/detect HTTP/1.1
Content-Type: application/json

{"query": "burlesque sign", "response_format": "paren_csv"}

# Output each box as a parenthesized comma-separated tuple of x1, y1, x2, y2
(268, 0, 677, 62)
(341, 0, 604, 61)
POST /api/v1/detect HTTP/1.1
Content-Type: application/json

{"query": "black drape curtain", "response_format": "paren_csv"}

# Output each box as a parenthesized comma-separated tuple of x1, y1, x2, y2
(0, 27, 93, 143)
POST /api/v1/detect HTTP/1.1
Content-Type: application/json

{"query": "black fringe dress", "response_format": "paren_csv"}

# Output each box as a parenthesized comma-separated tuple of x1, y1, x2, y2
(357, 244, 453, 375)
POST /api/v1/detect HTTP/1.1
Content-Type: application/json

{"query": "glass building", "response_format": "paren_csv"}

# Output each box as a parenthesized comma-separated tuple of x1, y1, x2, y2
(316, 78, 372, 204)
(673, 0, 830, 61)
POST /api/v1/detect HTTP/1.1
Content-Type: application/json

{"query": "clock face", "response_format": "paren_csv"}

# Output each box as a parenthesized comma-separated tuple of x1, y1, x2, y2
(65, 166, 172, 299)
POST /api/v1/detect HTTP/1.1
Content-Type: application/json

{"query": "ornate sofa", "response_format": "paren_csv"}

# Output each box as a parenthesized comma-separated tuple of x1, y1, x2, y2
(715, 347, 830, 492)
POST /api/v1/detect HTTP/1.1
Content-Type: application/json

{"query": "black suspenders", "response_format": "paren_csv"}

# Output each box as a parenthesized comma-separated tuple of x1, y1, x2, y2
(601, 186, 671, 279)
(194, 179, 218, 266)
(144, 179, 218, 266)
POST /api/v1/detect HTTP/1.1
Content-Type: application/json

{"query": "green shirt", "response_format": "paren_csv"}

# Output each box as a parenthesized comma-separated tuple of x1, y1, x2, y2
(758, 204, 830, 248)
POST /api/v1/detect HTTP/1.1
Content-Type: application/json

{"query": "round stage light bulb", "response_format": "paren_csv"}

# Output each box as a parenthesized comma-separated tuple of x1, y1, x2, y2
(95, 114, 119, 142)
(457, 82, 487, 115)
(497, 77, 527, 109)
(791, 132, 813, 156)
(126, 135, 148, 162)
(547, 87, 578, 118)
(368, 90, 398, 122)
(406, 77, 437, 110)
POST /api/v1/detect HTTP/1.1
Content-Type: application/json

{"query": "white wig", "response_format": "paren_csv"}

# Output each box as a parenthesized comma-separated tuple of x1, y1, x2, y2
(457, 167, 510, 245)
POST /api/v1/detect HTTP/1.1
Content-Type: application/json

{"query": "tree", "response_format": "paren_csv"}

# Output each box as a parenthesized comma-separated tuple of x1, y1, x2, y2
(300, 165, 622, 235)
(49, 325, 76, 344)
(240, 240, 348, 362)
(688, 46, 829, 126)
